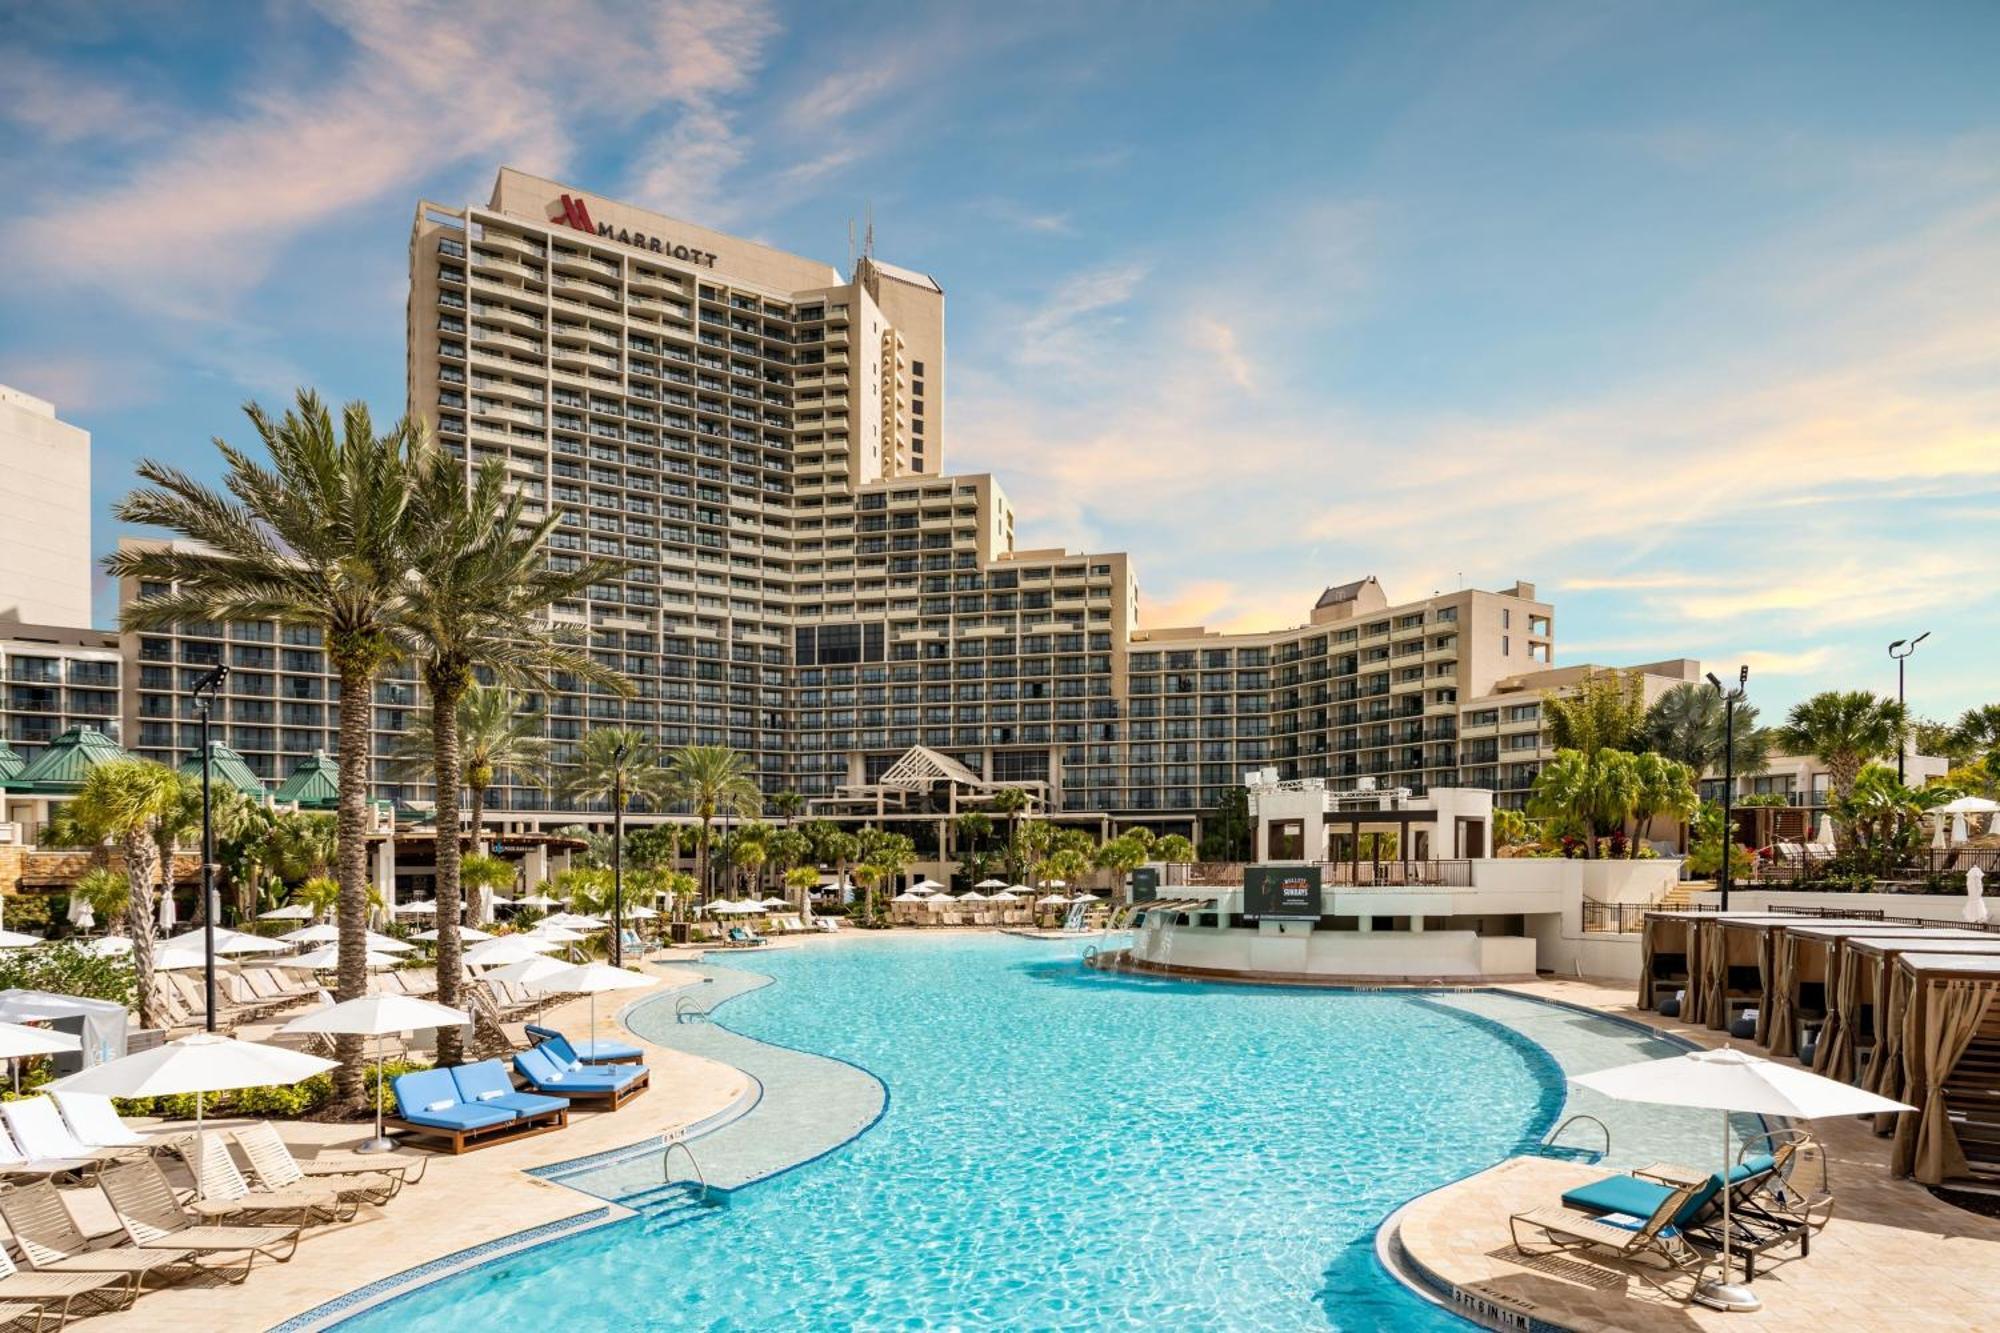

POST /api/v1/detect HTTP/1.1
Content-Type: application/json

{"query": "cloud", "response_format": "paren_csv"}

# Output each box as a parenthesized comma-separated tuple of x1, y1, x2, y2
(1014, 262, 1149, 372)
(1736, 647, 1836, 677)
(1187, 317, 1256, 393)
(0, 54, 169, 145)
(4, 1, 780, 320)
(786, 61, 909, 129)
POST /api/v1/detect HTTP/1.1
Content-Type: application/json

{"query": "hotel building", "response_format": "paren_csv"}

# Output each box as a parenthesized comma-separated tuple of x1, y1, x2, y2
(118, 170, 1564, 839)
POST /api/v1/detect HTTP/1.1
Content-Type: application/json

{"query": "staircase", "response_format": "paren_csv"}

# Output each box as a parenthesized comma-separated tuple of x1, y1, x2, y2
(1947, 1034, 2000, 1181)
(615, 1179, 727, 1229)
(1657, 882, 1702, 911)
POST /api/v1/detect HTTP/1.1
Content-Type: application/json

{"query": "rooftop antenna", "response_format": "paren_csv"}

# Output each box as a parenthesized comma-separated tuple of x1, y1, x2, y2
(864, 202, 875, 260)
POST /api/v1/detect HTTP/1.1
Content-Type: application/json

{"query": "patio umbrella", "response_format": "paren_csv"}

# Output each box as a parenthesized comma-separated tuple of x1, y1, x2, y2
(280, 925, 414, 953)
(412, 925, 495, 942)
(541, 913, 605, 930)
(152, 947, 213, 971)
(257, 904, 315, 921)
(281, 995, 469, 1152)
(760, 897, 789, 910)
(1036, 894, 1069, 906)
(533, 961, 653, 1044)
(0, 1022, 80, 1059)
(624, 905, 659, 920)
(1951, 813, 1970, 846)
(274, 946, 401, 971)
(1812, 814, 1835, 848)
(989, 890, 1020, 902)
(48, 1033, 336, 1196)
(1572, 1045, 1911, 1311)
(1965, 865, 1989, 925)
(66, 893, 95, 933)
(165, 927, 291, 957)
(156, 896, 176, 931)
(392, 900, 438, 916)
(463, 936, 562, 967)
(911, 879, 945, 893)
(974, 878, 1008, 889)
(957, 891, 989, 903)
(1069, 893, 1100, 904)
(891, 892, 928, 904)
(513, 894, 559, 909)
(1938, 795, 2000, 815)
(0, 929, 44, 949)
(485, 955, 576, 1023)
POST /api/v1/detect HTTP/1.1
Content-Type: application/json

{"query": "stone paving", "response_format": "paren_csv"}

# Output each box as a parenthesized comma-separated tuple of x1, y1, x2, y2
(1394, 976, 2000, 1331)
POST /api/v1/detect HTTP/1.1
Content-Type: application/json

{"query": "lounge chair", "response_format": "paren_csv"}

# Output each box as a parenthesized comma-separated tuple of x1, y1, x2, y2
(0, 1246, 131, 1327)
(48, 1093, 171, 1156)
(387, 1067, 565, 1155)
(0, 1181, 209, 1292)
(97, 1159, 299, 1267)
(0, 1125, 97, 1186)
(525, 1023, 645, 1065)
(1510, 1178, 1711, 1298)
(0, 1098, 132, 1170)
(513, 1044, 650, 1110)
(178, 1133, 359, 1226)
(815, 917, 840, 933)
(449, 1059, 570, 1122)
(1549, 1146, 1807, 1280)
(232, 1121, 425, 1202)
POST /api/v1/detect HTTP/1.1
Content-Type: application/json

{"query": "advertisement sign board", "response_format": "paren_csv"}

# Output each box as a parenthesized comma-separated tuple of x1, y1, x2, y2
(1242, 865, 1322, 921)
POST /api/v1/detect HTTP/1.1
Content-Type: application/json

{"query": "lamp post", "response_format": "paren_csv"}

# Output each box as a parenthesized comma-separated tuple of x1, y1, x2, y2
(1707, 666, 1749, 912)
(1887, 633, 1929, 784)
(190, 663, 230, 1031)
(610, 739, 627, 968)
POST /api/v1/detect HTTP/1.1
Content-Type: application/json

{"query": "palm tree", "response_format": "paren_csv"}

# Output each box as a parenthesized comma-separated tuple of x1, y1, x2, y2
(809, 825, 858, 908)
(665, 745, 762, 907)
(1642, 682, 1769, 778)
(991, 788, 1030, 880)
(49, 761, 185, 1028)
(459, 853, 520, 923)
(398, 455, 620, 1057)
(107, 390, 426, 1104)
(854, 828, 914, 922)
(1775, 691, 1909, 808)
(393, 682, 551, 860)
(784, 864, 820, 917)
(1154, 833, 1196, 866)
(1625, 752, 1698, 859)
(768, 790, 804, 826)
(559, 729, 673, 966)
(1527, 748, 1640, 859)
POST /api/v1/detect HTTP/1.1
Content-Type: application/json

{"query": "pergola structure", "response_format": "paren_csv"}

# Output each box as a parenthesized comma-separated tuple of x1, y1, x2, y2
(807, 745, 1050, 824)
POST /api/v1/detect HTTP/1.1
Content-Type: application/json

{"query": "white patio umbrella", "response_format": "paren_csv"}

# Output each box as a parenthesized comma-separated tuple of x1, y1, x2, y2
(989, 890, 1020, 902)
(48, 1033, 336, 1196)
(0, 1022, 81, 1060)
(891, 892, 928, 904)
(66, 894, 95, 932)
(0, 929, 44, 949)
(279, 925, 414, 953)
(257, 903, 315, 922)
(1572, 1045, 1911, 1311)
(974, 878, 1008, 890)
(152, 948, 213, 971)
(1036, 893, 1069, 906)
(1811, 813, 1835, 848)
(1950, 813, 1970, 846)
(412, 925, 495, 942)
(911, 879, 945, 893)
(534, 961, 654, 1044)
(513, 894, 560, 909)
(1937, 795, 2000, 815)
(1933, 819, 1948, 849)
(391, 900, 438, 916)
(463, 935, 561, 967)
(540, 913, 605, 929)
(1069, 893, 1100, 904)
(156, 896, 176, 931)
(624, 905, 659, 920)
(165, 927, 291, 957)
(760, 897, 789, 909)
(1965, 865, 1989, 925)
(275, 945, 401, 971)
(485, 955, 576, 1023)
(957, 891, 989, 903)
(281, 995, 469, 1152)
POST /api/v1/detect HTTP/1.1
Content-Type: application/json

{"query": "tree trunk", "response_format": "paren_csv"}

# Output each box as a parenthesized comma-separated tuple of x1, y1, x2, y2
(332, 656, 375, 1105)
(697, 818, 711, 905)
(430, 669, 467, 1067)
(126, 833, 159, 1030)
(466, 784, 488, 923)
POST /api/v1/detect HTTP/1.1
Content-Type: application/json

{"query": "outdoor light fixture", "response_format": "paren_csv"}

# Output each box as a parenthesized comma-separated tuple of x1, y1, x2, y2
(1888, 633, 1930, 783)
(1707, 666, 1750, 911)
(190, 663, 231, 1030)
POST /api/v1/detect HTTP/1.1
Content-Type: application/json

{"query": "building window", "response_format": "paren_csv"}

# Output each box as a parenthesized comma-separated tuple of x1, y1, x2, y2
(912, 360, 925, 376)
(1501, 635, 1510, 655)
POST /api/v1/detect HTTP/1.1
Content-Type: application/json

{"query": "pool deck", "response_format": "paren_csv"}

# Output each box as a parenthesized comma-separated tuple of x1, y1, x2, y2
(67, 960, 747, 1333)
(1390, 976, 2000, 1331)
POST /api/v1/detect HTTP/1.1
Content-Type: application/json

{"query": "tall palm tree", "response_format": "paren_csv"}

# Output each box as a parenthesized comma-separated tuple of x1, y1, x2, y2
(1642, 682, 1769, 778)
(991, 787, 1030, 881)
(49, 761, 184, 1028)
(398, 454, 621, 1059)
(560, 729, 673, 966)
(1775, 691, 1909, 808)
(665, 745, 763, 908)
(768, 790, 804, 826)
(106, 391, 425, 1103)
(393, 682, 551, 859)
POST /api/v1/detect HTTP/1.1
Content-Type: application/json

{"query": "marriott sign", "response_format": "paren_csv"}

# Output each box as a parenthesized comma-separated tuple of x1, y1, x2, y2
(552, 194, 718, 268)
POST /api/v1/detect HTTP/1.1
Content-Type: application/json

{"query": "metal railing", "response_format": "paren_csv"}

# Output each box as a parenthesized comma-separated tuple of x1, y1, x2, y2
(1581, 900, 1650, 934)
(1323, 859, 1473, 887)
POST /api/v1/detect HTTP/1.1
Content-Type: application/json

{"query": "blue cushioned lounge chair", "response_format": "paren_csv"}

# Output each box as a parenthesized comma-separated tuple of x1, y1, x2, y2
(513, 1044, 650, 1110)
(389, 1067, 566, 1155)
(525, 1024, 645, 1065)
(450, 1060, 570, 1122)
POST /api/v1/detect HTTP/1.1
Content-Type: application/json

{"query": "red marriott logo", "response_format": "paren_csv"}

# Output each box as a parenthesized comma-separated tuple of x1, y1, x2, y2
(551, 193, 717, 268)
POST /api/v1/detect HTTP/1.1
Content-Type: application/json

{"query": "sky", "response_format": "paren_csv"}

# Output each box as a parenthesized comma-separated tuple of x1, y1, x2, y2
(3, 1, 1996, 725)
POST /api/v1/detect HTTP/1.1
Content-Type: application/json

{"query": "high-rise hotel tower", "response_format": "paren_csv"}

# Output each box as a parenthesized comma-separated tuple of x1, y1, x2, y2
(122, 169, 1556, 836)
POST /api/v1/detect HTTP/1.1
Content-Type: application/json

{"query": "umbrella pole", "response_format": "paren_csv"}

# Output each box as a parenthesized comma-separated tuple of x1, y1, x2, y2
(1696, 1107, 1760, 1312)
(361, 1034, 394, 1154)
(194, 1090, 204, 1202)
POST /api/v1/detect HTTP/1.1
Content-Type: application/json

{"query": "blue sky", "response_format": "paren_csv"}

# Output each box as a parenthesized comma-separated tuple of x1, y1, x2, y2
(3, 1, 1996, 723)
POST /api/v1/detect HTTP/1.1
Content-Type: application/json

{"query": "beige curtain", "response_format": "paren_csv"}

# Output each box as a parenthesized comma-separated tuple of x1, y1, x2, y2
(1892, 979, 1996, 1183)
(1683, 924, 1707, 1026)
(1768, 936, 1799, 1057)
(1706, 923, 1731, 1031)
(1869, 960, 1911, 1136)
(1637, 919, 1658, 1010)
(1820, 945, 1867, 1082)
(1753, 932, 1775, 1046)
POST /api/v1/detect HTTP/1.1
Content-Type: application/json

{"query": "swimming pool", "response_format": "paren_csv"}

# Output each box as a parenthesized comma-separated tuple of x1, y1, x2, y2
(340, 936, 1563, 1329)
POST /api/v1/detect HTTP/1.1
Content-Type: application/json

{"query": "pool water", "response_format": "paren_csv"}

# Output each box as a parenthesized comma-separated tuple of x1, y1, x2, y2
(343, 936, 1561, 1330)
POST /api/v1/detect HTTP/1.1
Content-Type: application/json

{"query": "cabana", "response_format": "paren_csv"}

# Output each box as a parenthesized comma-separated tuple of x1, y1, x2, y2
(1803, 928, 1994, 1079)
(1638, 911, 1704, 1015)
(0, 990, 130, 1072)
(1702, 915, 1820, 1038)
(1851, 937, 2000, 1110)
(1886, 953, 2000, 1184)
(1762, 923, 1959, 1061)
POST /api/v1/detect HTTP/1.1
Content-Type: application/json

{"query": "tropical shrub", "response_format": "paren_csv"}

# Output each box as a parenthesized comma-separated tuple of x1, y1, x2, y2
(0, 941, 136, 1007)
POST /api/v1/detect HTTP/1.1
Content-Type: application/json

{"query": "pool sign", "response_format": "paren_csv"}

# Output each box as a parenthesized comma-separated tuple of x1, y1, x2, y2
(1243, 866, 1322, 921)
(1130, 867, 1160, 903)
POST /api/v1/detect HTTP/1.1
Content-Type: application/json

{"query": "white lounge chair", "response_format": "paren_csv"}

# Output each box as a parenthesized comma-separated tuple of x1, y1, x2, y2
(0, 1122, 96, 1184)
(50, 1091, 171, 1153)
(2, 1097, 133, 1169)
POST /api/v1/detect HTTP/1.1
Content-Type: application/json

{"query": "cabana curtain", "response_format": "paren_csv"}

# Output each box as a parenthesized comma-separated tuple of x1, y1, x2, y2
(1768, 936, 1800, 1059)
(1892, 979, 1995, 1183)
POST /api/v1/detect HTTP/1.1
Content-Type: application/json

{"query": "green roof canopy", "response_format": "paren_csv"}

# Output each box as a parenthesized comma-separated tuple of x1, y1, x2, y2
(275, 750, 340, 810)
(0, 740, 24, 784)
(177, 741, 267, 798)
(7, 726, 133, 794)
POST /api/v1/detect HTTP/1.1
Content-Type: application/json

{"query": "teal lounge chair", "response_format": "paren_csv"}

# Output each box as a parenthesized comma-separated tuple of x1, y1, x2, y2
(450, 1061, 571, 1123)
(388, 1068, 565, 1155)
(1511, 1178, 1710, 1299)
(525, 1024, 644, 1065)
